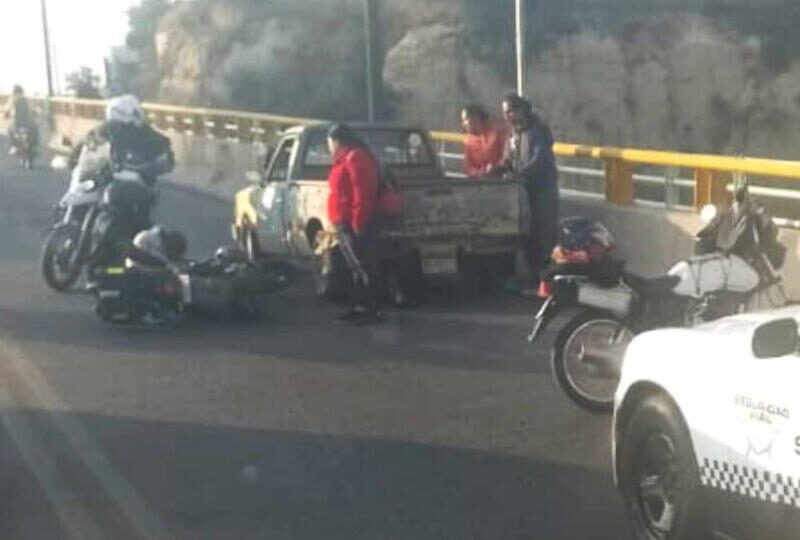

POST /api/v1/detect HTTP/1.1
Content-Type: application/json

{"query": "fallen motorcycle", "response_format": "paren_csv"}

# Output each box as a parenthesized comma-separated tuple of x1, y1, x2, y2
(92, 245, 294, 326)
(529, 192, 787, 413)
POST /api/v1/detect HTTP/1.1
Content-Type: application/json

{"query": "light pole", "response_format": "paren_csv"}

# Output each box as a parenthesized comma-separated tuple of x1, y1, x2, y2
(363, 0, 376, 122)
(40, 0, 55, 96)
(515, 0, 526, 97)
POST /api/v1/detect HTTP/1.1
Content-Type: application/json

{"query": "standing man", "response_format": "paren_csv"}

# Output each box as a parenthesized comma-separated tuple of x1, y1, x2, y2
(326, 123, 383, 325)
(501, 94, 559, 290)
(461, 104, 507, 177)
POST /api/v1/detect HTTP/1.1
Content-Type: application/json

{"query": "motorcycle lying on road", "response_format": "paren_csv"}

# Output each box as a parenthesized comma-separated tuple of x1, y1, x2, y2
(529, 196, 788, 413)
(41, 142, 159, 291)
(92, 244, 295, 326)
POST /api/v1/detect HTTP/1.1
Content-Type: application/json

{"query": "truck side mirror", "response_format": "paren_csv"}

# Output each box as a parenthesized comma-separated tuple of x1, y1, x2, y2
(752, 318, 798, 359)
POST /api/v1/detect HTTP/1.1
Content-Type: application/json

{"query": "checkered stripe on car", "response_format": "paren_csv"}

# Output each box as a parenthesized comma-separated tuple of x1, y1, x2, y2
(700, 458, 800, 508)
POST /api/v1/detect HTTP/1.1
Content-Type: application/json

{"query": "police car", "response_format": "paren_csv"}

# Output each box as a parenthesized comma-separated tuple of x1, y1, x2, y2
(613, 307, 800, 540)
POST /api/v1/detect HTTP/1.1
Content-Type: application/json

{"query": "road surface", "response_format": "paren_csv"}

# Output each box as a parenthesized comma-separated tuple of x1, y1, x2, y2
(0, 149, 631, 539)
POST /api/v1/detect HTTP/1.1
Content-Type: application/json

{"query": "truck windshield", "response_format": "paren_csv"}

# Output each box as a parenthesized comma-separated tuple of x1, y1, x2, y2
(304, 129, 434, 168)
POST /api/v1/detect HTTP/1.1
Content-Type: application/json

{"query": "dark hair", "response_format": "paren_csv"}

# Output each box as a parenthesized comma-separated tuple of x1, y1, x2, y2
(462, 104, 489, 123)
(502, 93, 532, 114)
(327, 123, 368, 150)
(12, 85, 23, 95)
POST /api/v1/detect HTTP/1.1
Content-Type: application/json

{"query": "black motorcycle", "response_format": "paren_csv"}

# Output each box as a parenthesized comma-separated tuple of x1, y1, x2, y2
(93, 247, 294, 326)
(41, 142, 157, 291)
(529, 199, 787, 413)
(13, 127, 37, 170)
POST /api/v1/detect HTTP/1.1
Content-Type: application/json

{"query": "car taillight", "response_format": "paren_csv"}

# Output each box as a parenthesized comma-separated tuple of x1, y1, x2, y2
(538, 280, 552, 299)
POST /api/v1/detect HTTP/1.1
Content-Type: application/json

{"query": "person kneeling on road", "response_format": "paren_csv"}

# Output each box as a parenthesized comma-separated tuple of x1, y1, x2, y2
(326, 123, 383, 325)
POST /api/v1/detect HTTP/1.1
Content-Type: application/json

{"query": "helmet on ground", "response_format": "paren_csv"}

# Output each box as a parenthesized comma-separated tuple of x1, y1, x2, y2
(105, 94, 145, 127)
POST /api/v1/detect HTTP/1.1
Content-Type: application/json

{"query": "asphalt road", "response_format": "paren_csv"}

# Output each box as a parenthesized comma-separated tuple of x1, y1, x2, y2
(0, 149, 631, 539)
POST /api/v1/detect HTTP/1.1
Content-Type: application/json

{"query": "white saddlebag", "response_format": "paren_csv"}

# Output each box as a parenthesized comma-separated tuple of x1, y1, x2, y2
(668, 253, 758, 299)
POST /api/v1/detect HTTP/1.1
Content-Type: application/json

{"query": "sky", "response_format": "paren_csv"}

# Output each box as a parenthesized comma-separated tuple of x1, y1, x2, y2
(0, 0, 142, 96)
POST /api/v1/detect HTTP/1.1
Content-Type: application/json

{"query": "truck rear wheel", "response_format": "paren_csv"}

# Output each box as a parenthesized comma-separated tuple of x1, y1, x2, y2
(457, 254, 492, 296)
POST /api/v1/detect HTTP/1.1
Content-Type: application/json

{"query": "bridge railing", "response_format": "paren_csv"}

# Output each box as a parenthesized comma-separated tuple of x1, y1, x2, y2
(8, 96, 800, 224)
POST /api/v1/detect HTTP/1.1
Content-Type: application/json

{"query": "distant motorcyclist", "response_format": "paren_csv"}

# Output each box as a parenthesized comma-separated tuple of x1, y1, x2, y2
(68, 94, 174, 184)
(4, 85, 38, 155)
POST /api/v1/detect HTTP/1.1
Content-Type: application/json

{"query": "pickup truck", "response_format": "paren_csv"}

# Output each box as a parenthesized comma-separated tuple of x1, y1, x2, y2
(232, 123, 521, 302)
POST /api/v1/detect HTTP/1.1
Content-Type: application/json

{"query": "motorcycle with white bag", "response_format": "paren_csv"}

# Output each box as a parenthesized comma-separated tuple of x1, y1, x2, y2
(42, 140, 160, 291)
(529, 177, 788, 413)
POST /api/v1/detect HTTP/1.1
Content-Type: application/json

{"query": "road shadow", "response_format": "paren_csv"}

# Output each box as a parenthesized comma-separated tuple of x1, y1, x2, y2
(0, 287, 551, 376)
(0, 409, 631, 540)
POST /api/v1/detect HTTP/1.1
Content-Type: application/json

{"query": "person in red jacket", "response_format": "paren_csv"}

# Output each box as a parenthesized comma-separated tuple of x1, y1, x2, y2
(461, 104, 507, 177)
(327, 123, 383, 324)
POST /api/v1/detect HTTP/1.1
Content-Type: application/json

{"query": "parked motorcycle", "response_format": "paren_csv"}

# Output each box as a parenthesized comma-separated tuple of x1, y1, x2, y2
(92, 245, 294, 326)
(529, 192, 787, 413)
(41, 142, 158, 291)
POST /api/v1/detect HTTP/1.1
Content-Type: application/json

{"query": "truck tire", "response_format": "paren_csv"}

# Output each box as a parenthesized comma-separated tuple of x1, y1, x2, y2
(617, 393, 710, 540)
(457, 254, 492, 296)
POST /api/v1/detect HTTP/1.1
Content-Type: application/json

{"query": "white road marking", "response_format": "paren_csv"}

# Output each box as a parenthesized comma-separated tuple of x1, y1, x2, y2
(0, 380, 105, 540)
(0, 331, 171, 540)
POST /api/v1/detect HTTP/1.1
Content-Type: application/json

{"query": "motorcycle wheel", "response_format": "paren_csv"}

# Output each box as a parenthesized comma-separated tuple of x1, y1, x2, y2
(551, 309, 634, 413)
(41, 225, 83, 291)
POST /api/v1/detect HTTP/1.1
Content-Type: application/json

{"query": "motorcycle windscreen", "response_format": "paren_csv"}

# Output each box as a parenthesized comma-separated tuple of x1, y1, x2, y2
(668, 253, 759, 299)
(74, 141, 112, 184)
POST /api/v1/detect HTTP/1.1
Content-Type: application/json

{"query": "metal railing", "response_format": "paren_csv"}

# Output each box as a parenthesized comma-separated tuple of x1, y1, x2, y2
(9, 95, 800, 221)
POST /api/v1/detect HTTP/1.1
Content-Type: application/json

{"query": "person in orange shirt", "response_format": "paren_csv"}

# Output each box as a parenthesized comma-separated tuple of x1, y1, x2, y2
(461, 104, 507, 177)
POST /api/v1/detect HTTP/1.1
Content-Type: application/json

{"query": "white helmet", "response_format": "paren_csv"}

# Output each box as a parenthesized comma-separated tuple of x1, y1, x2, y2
(105, 94, 145, 126)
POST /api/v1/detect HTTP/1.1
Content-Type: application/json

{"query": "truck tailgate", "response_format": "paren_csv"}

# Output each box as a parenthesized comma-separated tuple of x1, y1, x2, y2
(390, 178, 521, 238)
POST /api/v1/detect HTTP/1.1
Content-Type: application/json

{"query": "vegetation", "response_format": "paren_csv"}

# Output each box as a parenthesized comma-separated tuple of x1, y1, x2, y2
(65, 67, 102, 98)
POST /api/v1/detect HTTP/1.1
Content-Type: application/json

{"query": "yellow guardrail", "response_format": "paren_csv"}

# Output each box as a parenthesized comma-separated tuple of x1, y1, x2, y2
(11, 95, 800, 209)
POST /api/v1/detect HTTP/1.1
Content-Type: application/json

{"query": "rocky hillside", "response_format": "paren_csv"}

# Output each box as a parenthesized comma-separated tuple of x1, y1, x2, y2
(124, 0, 800, 158)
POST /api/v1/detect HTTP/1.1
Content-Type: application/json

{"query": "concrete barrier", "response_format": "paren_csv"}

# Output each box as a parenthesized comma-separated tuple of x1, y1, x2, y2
(563, 195, 800, 300)
(48, 112, 269, 201)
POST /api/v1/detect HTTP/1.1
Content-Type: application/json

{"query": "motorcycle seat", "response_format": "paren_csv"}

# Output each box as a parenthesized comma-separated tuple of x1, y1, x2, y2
(623, 273, 680, 297)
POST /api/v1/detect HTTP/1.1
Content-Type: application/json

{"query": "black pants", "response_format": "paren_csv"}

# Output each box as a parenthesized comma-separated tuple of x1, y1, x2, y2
(524, 182, 559, 278)
(338, 227, 379, 312)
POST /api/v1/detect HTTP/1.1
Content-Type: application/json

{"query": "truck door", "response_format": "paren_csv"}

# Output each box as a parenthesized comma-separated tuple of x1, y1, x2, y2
(258, 137, 297, 254)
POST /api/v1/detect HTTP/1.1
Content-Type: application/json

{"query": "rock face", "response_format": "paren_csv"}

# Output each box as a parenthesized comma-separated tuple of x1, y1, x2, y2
(143, 0, 800, 158)
(153, 0, 366, 119)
